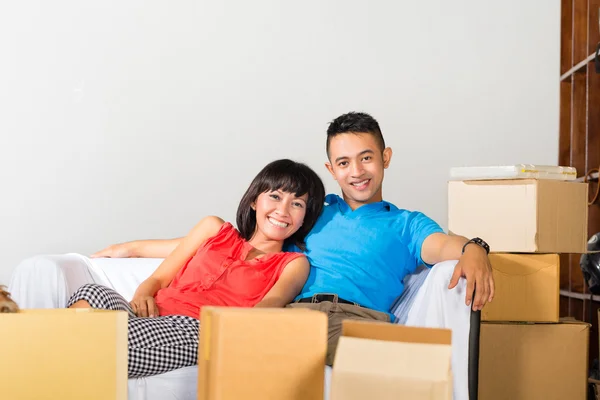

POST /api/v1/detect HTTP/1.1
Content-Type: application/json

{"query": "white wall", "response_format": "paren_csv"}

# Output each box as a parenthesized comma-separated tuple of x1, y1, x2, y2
(0, 1, 560, 284)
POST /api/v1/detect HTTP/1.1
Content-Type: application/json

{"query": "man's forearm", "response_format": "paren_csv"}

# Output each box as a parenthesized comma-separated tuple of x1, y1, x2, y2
(438, 235, 470, 261)
(422, 233, 489, 265)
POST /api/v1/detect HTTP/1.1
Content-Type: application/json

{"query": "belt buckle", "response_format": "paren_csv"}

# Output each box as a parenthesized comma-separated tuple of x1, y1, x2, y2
(312, 293, 338, 304)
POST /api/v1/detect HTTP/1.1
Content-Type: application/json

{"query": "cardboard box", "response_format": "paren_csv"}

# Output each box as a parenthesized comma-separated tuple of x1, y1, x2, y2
(330, 320, 452, 400)
(448, 179, 588, 253)
(592, 310, 600, 399)
(0, 309, 128, 400)
(482, 253, 559, 322)
(479, 320, 590, 400)
(198, 307, 327, 400)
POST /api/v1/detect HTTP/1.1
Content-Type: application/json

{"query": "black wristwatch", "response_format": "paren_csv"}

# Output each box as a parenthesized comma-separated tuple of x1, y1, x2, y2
(462, 237, 490, 255)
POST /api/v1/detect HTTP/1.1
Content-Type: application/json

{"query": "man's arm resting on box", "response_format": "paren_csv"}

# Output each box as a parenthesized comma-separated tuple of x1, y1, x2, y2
(254, 257, 310, 308)
(421, 233, 494, 311)
(91, 238, 184, 259)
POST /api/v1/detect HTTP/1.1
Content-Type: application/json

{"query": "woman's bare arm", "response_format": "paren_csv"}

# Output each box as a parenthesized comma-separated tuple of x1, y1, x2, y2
(130, 216, 224, 316)
(254, 257, 310, 308)
(91, 238, 184, 259)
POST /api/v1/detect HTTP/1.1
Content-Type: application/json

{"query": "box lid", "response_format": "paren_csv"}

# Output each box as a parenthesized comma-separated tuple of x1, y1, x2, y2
(449, 165, 577, 181)
(342, 319, 451, 345)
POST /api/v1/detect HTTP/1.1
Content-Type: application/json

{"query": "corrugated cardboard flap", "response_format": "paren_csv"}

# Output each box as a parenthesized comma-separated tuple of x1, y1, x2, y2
(490, 253, 559, 275)
(200, 306, 327, 364)
(482, 319, 590, 328)
(483, 253, 560, 322)
(335, 336, 451, 379)
(332, 321, 452, 400)
(456, 179, 537, 185)
(536, 180, 588, 253)
(342, 319, 452, 345)
(199, 307, 327, 400)
(332, 336, 452, 400)
(559, 317, 592, 329)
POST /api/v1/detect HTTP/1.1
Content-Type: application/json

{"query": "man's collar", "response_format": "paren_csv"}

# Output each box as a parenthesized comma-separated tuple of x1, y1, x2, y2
(325, 194, 393, 213)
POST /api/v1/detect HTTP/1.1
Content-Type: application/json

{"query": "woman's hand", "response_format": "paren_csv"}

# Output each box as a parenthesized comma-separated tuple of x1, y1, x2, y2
(130, 295, 160, 318)
(91, 242, 136, 258)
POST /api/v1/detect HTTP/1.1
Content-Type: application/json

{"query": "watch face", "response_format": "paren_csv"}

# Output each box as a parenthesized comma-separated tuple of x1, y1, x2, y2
(462, 238, 490, 254)
(471, 237, 489, 253)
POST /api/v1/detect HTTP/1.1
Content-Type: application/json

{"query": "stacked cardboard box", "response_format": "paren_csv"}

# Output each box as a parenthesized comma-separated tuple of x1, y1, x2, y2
(448, 177, 590, 399)
(589, 310, 600, 399)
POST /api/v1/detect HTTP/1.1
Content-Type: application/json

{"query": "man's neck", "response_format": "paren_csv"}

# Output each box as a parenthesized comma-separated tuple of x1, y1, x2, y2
(341, 193, 383, 211)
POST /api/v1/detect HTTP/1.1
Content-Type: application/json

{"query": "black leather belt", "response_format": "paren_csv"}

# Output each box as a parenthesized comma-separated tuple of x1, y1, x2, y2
(296, 293, 363, 307)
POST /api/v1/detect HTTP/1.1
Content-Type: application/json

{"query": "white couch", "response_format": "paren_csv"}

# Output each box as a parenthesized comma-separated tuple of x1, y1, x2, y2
(9, 253, 475, 400)
(8, 253, 334, 400)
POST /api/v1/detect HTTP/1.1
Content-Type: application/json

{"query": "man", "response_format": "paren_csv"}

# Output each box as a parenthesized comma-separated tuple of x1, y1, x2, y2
(95, 112, 494, 400)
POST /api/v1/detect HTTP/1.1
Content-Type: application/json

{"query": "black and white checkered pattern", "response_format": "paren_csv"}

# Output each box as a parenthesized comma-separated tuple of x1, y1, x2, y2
(68, 283, 200, 378)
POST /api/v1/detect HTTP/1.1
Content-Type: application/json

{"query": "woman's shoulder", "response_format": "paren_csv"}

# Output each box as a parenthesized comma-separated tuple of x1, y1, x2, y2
(276, 251, 308, 266)
(188, 216, 228, 244)
(196, 216, 227, 233)
(200, 215, 226, 227)
(277, 253, 310, 274)
(288, 253, 308, 263)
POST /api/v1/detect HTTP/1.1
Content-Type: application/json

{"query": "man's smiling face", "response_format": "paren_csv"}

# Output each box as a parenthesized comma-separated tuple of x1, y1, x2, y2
(325, 132, 392, 210)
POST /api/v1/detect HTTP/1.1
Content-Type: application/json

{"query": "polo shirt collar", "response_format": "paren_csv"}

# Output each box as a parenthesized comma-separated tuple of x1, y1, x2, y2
(326, 194, 391, 217)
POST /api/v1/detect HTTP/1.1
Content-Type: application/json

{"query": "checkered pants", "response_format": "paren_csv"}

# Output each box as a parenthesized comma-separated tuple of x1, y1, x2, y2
(67, 283, 200, 378)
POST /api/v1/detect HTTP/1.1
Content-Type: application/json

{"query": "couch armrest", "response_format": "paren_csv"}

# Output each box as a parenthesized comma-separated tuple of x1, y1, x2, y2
(9, 254, 96, 308)
(8, 253, 163, 308)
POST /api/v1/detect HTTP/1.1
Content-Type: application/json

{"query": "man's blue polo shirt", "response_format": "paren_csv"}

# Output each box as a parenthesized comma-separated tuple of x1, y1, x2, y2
(289, 194, 443, 315)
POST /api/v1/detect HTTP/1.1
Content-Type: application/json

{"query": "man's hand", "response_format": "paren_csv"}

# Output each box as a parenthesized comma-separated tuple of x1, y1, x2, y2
(91, 242, 135, 258)
(448, 245, 494, 311)
(130, 294, 160, 318)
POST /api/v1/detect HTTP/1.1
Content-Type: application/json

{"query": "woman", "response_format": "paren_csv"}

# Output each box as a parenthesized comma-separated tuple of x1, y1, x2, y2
(68, 159, 325, 378)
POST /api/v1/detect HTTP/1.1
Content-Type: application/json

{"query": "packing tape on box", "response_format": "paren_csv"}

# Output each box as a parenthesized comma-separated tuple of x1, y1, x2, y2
(203, 312, 211, 361)
(520, 168, 576, 176)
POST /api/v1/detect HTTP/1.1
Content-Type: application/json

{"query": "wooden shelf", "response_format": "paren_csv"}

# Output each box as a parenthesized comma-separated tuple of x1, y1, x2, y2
(560, 52, 597, 81)
(559, 0, 600, 369)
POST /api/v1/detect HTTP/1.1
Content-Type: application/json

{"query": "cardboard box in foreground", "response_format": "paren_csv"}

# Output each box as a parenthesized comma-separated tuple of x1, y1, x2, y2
(0, 309, 128, 400)
(198, 307, 327, 400)
(448, 179, 587, 253)
(331, 320, 452, 400)
(482, 253, 559, 322)
(480, 320, 589, 400)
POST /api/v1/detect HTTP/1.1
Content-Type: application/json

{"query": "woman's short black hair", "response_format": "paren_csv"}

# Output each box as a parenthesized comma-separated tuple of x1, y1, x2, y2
(236, 159, 325, 251)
